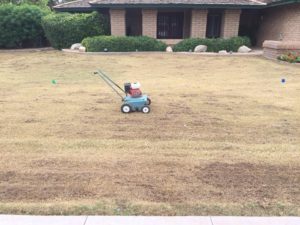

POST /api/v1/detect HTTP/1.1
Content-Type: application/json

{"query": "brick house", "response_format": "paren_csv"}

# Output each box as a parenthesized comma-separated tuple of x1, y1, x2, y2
(54, 0, 300, 46)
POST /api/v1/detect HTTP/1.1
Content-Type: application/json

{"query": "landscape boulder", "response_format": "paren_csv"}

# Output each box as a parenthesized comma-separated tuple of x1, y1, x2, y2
(238, 45, 252, 53)
(194, 45, 207, 52)
(71, 43, 83, 50)
(78, 46, 86, 52)
(166, 46, 173, 52)
(218, 50, 228, 54)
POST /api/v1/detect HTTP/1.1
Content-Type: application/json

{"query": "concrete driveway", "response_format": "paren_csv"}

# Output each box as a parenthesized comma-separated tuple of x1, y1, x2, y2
(0, 215, 299, 225)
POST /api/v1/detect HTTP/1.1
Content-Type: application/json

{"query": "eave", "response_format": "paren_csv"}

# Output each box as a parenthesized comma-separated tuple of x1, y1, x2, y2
(54, 0, 300, 12)
(266, 0, 300, 8)
(88, 3, 265, 9)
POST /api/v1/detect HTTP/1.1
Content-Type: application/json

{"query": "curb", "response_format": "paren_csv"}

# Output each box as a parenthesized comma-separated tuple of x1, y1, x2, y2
(62, 49, 263, 56)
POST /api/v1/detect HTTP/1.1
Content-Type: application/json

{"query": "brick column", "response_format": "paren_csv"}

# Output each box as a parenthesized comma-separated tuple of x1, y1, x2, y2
(221, 9, 241, 38)
(142, 9, 157, 38)
(110, 9, 126, 36)
(190, 9, 208, 38)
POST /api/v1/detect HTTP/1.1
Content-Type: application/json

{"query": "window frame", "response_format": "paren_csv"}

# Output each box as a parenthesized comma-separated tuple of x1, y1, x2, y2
(157, 12, 184, 39)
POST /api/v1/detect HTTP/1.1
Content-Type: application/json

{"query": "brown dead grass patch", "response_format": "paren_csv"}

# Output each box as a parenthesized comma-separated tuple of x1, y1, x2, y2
(200, 163, 300, 203)
(0, 50, 299, 215)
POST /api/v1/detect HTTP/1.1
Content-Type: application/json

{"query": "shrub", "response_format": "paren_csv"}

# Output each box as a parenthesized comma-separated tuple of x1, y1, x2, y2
(42, 12, 109, 49)
(227, 36, 251, 52)
(82, 36, 167, 52)
(173, 36, 251, 52)
(277, 52, 300, 63)
(0, 0, 49, 8)
(0, 4, 48, 48)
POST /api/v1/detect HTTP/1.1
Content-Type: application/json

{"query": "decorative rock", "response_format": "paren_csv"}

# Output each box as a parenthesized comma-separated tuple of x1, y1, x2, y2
(218, 50, 228, 54)
(194, 45, 207, 52)
(71, 43, 83, 50)
(78, 46, 86, 52)
(238, 45, 252, 53)
(166, 46, 173, 52)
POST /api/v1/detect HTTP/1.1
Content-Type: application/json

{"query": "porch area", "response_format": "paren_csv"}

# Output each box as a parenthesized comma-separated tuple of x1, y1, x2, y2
(109, 8, 258, 45)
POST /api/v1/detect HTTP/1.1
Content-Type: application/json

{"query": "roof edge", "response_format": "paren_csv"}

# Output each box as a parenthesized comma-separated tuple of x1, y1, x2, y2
(88, 3, 265, 9)
(53, 0, 84, 8)
(266, 0, 300, 8)
(54, 0, 300, 10)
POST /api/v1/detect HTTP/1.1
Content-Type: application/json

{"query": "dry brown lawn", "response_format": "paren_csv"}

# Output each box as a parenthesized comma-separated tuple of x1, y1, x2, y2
(0, 50, 299, 216)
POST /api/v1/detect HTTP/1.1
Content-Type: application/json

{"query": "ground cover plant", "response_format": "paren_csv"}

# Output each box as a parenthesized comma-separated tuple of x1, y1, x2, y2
(0, 50, 299, 216)
(278, 52, 300, 63)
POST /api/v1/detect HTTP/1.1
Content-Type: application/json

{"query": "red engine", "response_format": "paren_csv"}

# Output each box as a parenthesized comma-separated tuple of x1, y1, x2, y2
(124, 82, 142, 98)
(129, 88, 142, 97)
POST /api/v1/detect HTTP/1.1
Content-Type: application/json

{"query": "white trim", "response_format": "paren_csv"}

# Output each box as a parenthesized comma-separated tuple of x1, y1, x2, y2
(249, 0, 267, 5)
(54, 0, 87, 8)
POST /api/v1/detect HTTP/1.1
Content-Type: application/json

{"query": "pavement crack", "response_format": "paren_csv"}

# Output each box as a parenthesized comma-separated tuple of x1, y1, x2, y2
(83, 216, 88, 225)
(210, 216, 214, 225)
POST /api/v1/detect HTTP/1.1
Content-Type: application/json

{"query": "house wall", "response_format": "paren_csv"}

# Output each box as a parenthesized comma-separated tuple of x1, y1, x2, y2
(110, 9, 126, 36)
(190, 9, 208, 38)
(142, 9, 158, 38)
(221, 9, 241, 38)
(257, 3, 300, 46)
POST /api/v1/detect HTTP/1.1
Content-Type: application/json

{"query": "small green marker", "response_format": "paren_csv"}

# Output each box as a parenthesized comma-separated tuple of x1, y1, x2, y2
(52, 79, 57, 84)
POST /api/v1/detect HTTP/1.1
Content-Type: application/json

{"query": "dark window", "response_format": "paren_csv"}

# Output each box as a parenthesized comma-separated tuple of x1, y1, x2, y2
(126, 9, 142, 36)
(157, 12, 184, 39)
(206, 13, 222, 38)
(239, 9, 260, 45)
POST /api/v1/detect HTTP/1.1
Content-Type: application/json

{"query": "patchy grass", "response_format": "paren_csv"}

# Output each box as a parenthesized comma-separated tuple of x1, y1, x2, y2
(0, 50, 299, 215)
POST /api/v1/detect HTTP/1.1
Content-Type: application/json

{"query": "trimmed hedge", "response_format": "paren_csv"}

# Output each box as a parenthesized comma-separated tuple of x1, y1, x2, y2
(82, 36, 167, 52)
(0, 4, 48, 48)
(173, 36, 251, 52)
(42, 12, 109, 49)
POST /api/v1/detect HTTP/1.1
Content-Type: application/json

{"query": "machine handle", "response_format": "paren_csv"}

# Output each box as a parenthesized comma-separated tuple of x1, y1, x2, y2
(94, 70, 125, 100)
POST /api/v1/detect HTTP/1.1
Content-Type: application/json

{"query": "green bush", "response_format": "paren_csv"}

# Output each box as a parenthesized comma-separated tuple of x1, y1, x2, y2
(42, 12, 109, 49)
(82, 36, 167, 52)
(0, 4, 48, 48)
(173, 36, 251, 52)
(0, 0, 49, 8)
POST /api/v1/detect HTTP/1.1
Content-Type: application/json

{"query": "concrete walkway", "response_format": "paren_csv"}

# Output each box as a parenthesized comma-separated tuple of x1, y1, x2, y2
(0, 215, 299, 225)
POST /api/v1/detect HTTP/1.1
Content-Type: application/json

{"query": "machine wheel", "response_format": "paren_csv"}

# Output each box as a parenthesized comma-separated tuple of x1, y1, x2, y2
(147, 97, 151, 105)
(141, 106, 150, 114)
(121, 104, 131, 113)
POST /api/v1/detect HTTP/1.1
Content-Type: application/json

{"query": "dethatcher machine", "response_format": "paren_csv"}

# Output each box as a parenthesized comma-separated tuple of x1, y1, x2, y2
(94, 70, 151, 113)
